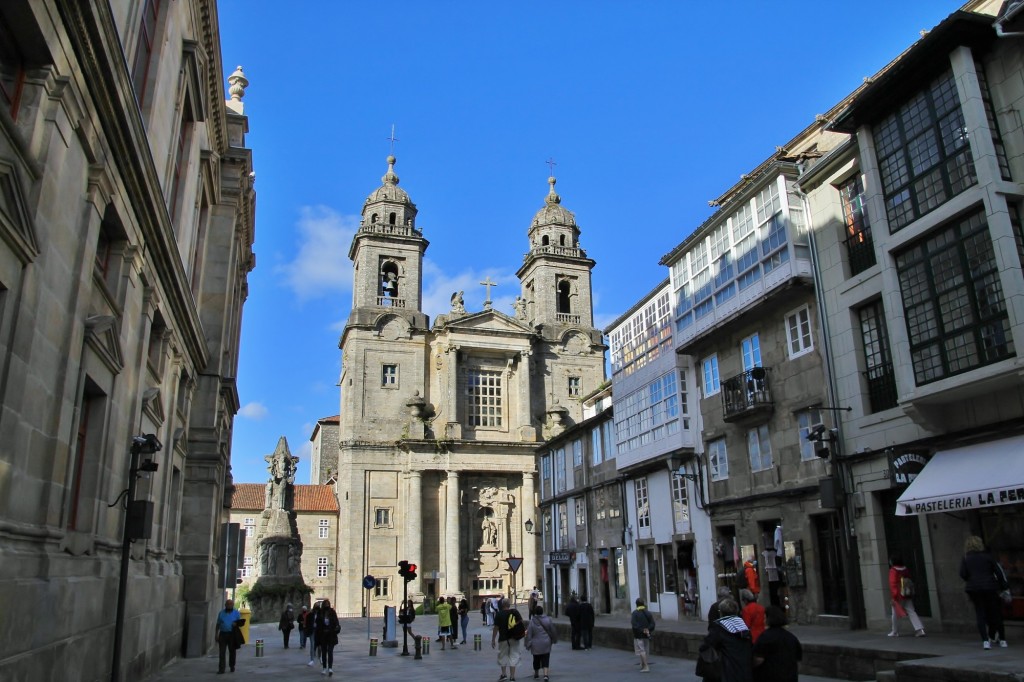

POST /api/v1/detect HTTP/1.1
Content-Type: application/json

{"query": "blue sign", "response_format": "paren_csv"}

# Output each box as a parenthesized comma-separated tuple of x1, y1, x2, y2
(362, 575, 377, 590)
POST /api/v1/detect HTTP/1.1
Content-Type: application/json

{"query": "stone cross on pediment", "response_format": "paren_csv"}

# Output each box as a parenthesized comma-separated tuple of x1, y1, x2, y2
(480, 277, 497, 309)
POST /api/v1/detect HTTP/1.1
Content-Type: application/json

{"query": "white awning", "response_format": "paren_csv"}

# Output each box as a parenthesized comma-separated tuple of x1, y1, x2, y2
(895, 434, 1024, 516)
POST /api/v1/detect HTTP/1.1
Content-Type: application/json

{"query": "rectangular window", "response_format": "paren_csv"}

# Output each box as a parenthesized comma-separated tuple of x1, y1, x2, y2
(317, 557, 328, 578)
(702, 355, 720, 396)
(572, 439, 582, 467)
(839, 174, 876, 275)
(635, 478, 650, 529)
(168, 114, 193, 222)
(242, 556, 253, 578)
(567, 376, 581, 396)
(541, 455, 551, 497)
(591, 426, 603, 465)
(797, 408, 825, 461)
(374, 577, 391, 598)
(382, 364, 398, 387)
(785, 306, 813, 358)
(747, 424, 773, 472)
(613, 371, 684, 455)
(858, 301, 898, 412)
(741, 333, 761, 371)
(708, 438, 729, 481)
(672, 472, 688, 525)
(602, 420, 615, 460)
(374, 508, 391, 527)
(131, 0, 162, 106)
(557, 502, 568, 548)
(895, 210, 1013, 384)
(244, 518, 255, 537)
(575, 497, 586, 527)
(319, 518, 329, 539)
(554, 448, 566, 493)
(873, 69, 975, 231)
(467, 369, 502, 427)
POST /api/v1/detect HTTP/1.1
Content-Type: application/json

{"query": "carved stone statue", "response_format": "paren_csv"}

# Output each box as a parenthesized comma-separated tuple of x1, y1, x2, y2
(264, 437, 299, 510)
(451, 290, 466, 314)
(288, 544, 300, 575)
(513, 295, 527, 320)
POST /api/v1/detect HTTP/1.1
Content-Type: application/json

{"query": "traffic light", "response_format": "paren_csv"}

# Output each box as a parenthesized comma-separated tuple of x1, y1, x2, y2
(398, 560, 409, 579)
(406, 563, 417, 581)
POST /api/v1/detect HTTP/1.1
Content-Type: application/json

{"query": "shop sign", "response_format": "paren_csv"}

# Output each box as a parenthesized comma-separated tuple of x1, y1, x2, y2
(549, 550, 573, 565)
(889, 450, 929, 487)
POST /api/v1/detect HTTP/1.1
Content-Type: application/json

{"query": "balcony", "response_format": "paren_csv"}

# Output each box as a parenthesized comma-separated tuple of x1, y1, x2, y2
(523, 245, 588, 260)
(359, 222, 422, 238)
(721, 367, 773, 423)
(556, 312, 581, 324)
(376, 296, 406, 308)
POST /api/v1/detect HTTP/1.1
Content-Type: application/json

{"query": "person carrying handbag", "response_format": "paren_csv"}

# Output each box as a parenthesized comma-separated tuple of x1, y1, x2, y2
(524, 606, 558, 681)
(887, 556, 925, 638)
(314, 599, 341, 676)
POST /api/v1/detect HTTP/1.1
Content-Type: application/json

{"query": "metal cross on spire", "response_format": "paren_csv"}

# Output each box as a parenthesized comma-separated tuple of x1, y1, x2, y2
(546, 157, 557, 176)
(480, 276, 498, 309)
(388, 125, 399, 155)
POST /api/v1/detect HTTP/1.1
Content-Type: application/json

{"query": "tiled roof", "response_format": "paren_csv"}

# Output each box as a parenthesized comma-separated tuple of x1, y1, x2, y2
(294, 485, 339, 512)
(229, 483, 339, 513)
(319, 415, 340, 424)
(230, 484, 264, 510)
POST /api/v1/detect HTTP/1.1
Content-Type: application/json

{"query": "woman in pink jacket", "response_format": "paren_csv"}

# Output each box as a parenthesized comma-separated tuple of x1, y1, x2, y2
(888, 555, 925, 637)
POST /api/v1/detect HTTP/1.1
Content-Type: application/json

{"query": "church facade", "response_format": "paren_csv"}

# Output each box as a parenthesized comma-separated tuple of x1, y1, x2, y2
(330, 156, 605, 614)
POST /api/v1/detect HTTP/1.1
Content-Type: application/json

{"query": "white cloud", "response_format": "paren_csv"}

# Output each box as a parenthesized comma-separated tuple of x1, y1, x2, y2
(238, 401, 269, 420)
(276, 205, 359, 302)
(421, 259, 521, 321)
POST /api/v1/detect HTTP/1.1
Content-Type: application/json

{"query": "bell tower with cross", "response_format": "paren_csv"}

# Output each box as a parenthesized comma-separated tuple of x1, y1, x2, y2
(515, 163, 598, 331)
(347, 132, 429, 317)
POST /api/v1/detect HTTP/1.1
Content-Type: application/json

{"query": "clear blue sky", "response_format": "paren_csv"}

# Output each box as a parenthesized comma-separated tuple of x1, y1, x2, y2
(218, 1, 965, 485)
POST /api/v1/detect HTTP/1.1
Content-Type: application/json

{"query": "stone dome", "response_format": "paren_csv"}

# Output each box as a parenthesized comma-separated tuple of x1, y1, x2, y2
(364, 155, 412, 205)
(531, 176, 576, 228)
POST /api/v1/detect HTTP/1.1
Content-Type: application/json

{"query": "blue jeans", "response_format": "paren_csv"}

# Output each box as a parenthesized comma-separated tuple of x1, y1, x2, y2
(299, 629, 307, 649)
(460, 614, 469, 642)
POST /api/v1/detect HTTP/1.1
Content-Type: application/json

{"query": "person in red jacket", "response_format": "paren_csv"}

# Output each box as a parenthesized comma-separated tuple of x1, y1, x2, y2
(740, 588, 766, 643)
(743, 559, 761, 598)
(888, 555, 925, 637)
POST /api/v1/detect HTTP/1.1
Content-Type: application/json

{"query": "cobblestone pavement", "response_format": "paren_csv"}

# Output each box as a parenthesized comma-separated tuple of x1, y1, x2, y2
(146, 616, 845, 682)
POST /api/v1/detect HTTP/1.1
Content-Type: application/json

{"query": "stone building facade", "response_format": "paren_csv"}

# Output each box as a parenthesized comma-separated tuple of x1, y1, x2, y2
(799, 0, 1024, 633)
(329, 158, 605, 614)
(0, 1, 254, 679)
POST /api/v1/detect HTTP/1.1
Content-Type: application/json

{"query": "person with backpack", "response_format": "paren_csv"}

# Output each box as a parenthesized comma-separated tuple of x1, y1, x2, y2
(960, 535, 1008, 649)
(491, 597, 524, 682)
(888, 555, 925, 638)
(525, 605, 558, 681)
(630, 597, 656, 673)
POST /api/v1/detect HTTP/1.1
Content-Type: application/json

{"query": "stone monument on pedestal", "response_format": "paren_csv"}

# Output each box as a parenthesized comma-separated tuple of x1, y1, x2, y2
(249, 437, 309, 621)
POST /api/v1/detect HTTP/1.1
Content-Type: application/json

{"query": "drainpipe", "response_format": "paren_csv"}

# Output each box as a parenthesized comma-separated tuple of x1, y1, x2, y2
(796, 165, 867, 629)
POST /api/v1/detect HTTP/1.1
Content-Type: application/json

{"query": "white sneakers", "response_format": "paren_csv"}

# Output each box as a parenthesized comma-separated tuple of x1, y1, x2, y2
(914, 630, 926, 637)
(307, 660, 314, 666)
(1000, 640, 1009, 648)
(984, 640, 991, 650)
(887, 632, 899, 637)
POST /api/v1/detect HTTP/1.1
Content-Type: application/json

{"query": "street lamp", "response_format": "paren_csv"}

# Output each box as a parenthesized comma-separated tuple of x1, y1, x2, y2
(524, 518, 538, 535)
(673, 460, 707, 509)
(110, 434, 162, 682)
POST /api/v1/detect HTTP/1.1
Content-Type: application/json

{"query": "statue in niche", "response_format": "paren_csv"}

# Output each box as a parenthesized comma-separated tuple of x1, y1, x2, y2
(481, 514, 499, 548)
(513, 296, 527, 320)
(288, 544, 301, 575)
(260, 543, 277, 575)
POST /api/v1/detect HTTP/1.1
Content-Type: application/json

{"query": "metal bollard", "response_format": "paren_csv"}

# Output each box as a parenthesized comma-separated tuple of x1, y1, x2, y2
(421, 636, 430, 655)
(474, 633, 482, 651)
(369, 637, 378, 656)
(255, 639, 264, 658)
(414, 635, 422, 660)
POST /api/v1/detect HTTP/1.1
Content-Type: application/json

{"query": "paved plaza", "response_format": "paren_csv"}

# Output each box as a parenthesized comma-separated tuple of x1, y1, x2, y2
(146, 616, 845, 682)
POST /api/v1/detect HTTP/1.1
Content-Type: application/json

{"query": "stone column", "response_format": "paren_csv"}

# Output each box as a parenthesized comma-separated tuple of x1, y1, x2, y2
(445, 471, 460, 594)
(517, 351, 534, 440)
(407, 471, 422, 595)
(521, 471, 537, 593)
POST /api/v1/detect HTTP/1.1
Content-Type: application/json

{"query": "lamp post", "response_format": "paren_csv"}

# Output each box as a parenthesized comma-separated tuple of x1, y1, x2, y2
(110, 434, 162, 682)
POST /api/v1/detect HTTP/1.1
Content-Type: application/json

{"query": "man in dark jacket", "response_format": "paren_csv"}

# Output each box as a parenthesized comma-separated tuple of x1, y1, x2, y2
(752, 606, 801, 682)
(702, 598, 753, 682)
(579, 596, 595, 650)
(565, 596, 582, 650)
(630, 598, 656, 673)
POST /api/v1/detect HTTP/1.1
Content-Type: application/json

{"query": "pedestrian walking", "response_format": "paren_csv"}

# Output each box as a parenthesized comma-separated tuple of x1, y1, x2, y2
(306, 603, 320, 666)
(436, 596, 453, 650)
(297, 605, 310, 650)
(630, 597, 655, 673)
(752, 606, 802, 682)
(214, 598, 243, 675)
(492, 597, 524, 682)
(279, 603, 295, 648)
(565, 595, 581, 650)
(960, 535, 1009, 649)
(707, 586, 732, 625)
(482, 600, 488, 626)
(740, 589, 766, 643)
(699, 597, 752, 682)
(459, 597, 470, 645)
(399, 599, 418, 641)
(525, 605, 558, 681)
(314, 598, 340, 676)
(888, 555, 925, 637)
(448, 595, 460, 647)
(579, 596, 595, 650)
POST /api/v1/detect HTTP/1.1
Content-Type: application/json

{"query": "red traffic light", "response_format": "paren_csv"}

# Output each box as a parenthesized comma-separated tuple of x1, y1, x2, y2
(406, 563, 417, 581)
